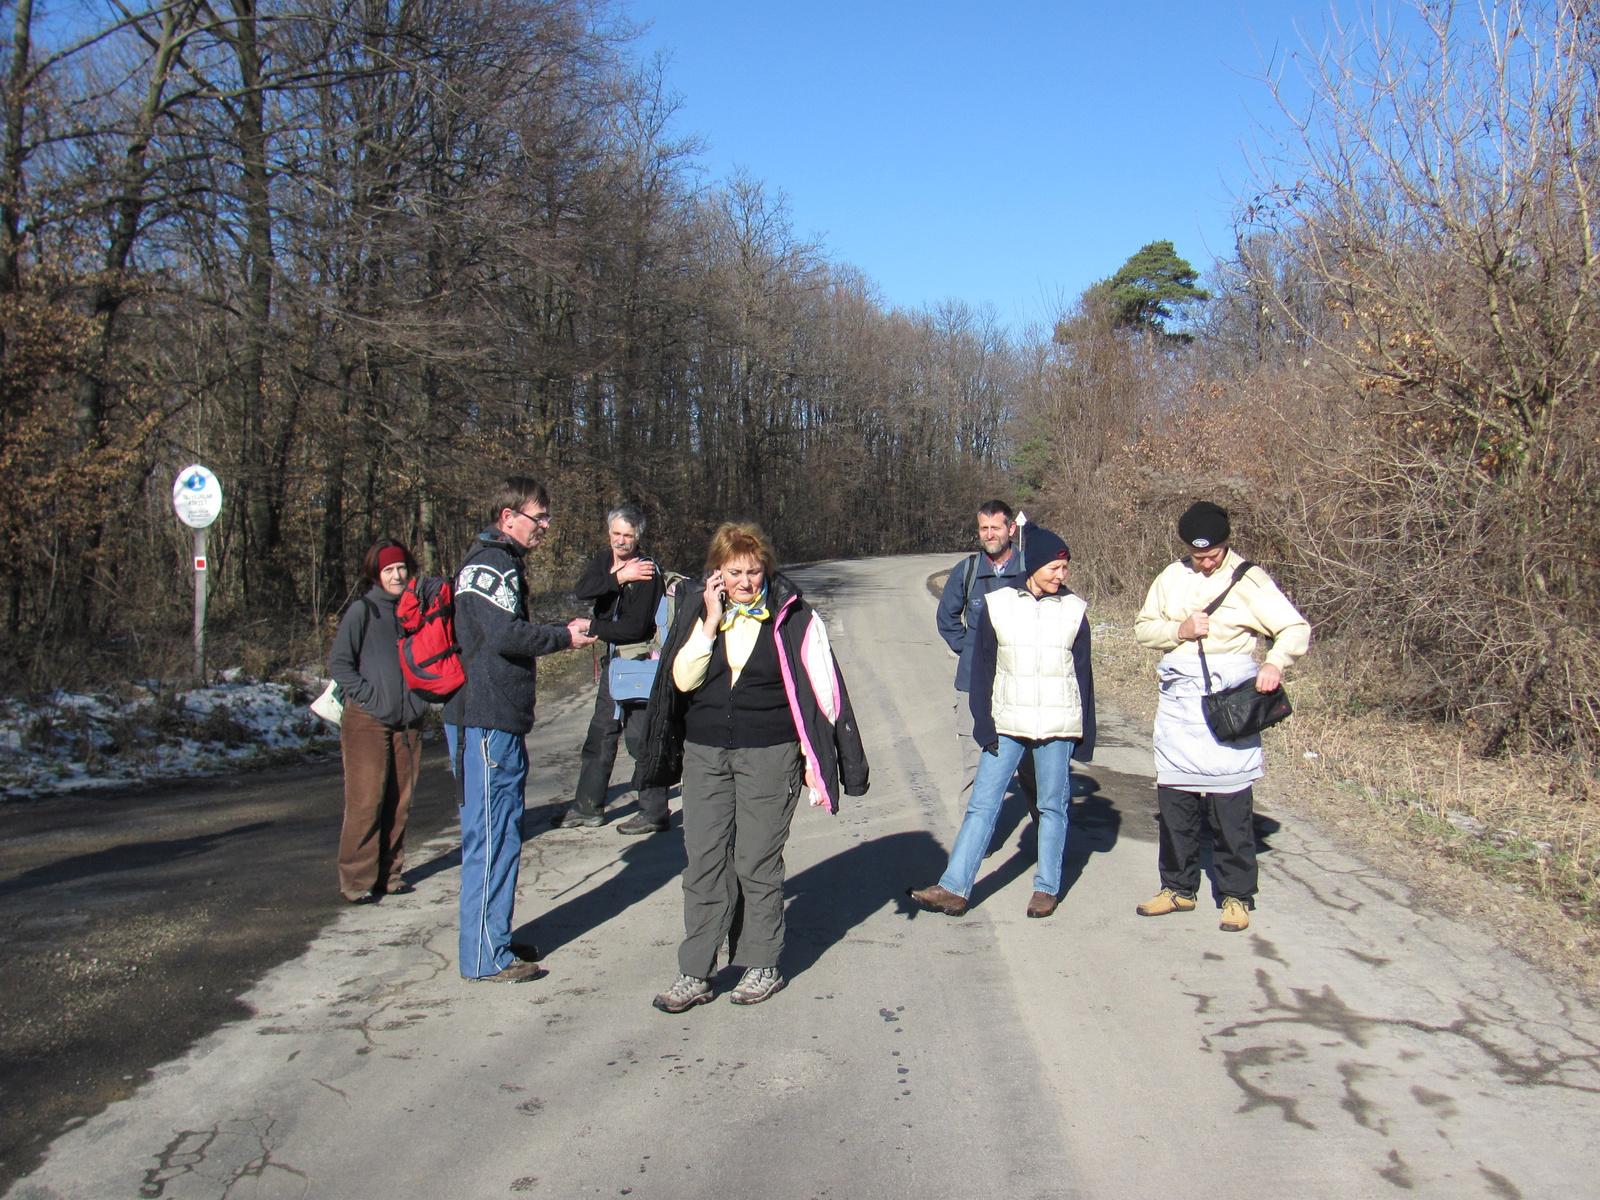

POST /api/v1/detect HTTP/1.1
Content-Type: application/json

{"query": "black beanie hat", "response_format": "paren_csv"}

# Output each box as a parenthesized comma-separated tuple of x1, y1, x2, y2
(1021, 526, 1071, 577)
(1177, 501, 1230, 549)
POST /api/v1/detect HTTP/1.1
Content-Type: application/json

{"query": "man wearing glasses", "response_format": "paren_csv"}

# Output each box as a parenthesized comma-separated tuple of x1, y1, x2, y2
(444, 477, 596, 982)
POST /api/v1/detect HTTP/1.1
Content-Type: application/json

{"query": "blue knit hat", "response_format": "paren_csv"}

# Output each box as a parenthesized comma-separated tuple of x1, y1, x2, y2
(1020, 526, 1071, 577)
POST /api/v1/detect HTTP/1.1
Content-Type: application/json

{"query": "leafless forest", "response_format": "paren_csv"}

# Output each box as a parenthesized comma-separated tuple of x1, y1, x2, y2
(3, 0, 1598, 785)
(0, 0, 1016, 685)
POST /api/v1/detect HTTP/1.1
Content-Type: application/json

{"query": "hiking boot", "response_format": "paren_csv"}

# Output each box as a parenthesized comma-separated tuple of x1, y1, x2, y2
(558, 806, 604, 829)
(729, 966, 786, 1006)
(470, 960, 547, 984)
(1026, 890, 1059, 918)
(1136, 887, 1197, 917)
(652, 974, 713, 1013)
(908, 884, 969, 916)
(1220, 897, 1252, 932)
(616, 812, 668, 836)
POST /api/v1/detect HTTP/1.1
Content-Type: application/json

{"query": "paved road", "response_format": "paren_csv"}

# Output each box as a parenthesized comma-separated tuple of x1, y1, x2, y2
(0, 748, 467, 1190)
(7, 556, 1599, 1200)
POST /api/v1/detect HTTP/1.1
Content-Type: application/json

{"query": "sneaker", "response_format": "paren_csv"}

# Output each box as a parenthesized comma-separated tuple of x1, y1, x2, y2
(907, 884, 969, 916)
(1220, 897, 1252, 932)
(558, 807, 604, 829)
(617, 812, 668, 836)
(469, 960, 547, 983)
(1136, 887, 1198, 917)
(652, 974, 713, 1013)
(728, 966, 786, 1006)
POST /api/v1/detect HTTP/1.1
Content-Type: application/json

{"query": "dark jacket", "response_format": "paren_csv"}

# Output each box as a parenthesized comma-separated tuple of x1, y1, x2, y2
(441, 527, 572, 735)
(682, 617, 793, 749)
(573, 548, 666, 649)
(968, 582, 1096, 762)
(936, 548, 1027, 692)
(327, 586, 429, 728)
(633, 571, 870, 813)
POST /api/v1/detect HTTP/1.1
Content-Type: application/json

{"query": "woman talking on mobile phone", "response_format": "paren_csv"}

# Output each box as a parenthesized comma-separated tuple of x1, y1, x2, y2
(632, 523, 870, 1012)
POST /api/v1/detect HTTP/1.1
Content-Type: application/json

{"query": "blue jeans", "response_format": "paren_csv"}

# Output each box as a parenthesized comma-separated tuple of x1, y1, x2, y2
(939, 735, 1075, 900)
(447, 726, 528, 978)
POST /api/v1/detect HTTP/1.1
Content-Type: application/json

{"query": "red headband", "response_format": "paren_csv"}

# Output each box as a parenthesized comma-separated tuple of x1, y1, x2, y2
(377, 546, 408, 571)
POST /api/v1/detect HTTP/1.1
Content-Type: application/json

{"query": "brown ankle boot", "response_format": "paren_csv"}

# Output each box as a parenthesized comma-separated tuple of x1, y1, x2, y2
(1026, 891, 1059, 918)
(908, 884, 969, 916)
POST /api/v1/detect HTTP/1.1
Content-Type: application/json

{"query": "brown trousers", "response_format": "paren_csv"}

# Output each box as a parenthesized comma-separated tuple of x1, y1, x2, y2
(338, 702, 423, 900)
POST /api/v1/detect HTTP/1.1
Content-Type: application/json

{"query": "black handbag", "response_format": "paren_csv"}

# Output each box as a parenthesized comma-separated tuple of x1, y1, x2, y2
(1193, 561, 1294, 743)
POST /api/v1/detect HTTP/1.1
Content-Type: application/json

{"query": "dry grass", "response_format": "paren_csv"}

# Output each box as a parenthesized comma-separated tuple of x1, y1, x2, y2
(1088, 598, 1600, 998)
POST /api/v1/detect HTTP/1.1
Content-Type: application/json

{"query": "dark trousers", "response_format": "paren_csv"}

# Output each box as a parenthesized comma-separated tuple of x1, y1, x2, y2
(1156, 784, 1258, 906)
(338, 703, 422, 900)
(573, 664, 668, 821)
(677, 740, 803, 978)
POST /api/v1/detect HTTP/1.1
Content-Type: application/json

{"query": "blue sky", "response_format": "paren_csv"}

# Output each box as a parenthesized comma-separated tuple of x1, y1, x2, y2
(621, 1, 1346, 330)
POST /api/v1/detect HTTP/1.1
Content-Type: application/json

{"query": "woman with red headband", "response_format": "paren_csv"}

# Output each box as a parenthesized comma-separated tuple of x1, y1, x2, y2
(327, 539, 429, 904)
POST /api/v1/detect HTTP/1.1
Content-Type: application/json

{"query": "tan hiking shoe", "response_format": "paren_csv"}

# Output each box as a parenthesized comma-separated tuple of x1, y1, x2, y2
(1220, 897, 1251, 932)
(1136, 887, 1197, 917)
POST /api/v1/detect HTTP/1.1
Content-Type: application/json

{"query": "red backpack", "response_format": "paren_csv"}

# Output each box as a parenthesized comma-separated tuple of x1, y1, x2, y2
(395, 576, 465, 702)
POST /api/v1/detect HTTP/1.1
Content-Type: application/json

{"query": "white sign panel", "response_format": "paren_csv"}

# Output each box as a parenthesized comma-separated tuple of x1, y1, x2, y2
(172, 464, 223, 529)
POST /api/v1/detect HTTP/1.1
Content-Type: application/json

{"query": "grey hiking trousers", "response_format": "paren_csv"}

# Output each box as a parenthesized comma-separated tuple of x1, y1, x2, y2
(677, 740, 803, 979)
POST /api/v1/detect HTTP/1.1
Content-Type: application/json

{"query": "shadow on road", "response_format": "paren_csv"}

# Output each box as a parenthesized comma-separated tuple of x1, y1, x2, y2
(0, 821, 274, 899)
(965, 772, 1124, 910)
(783, 830, 948, 979)
(513, 821, 689, 957)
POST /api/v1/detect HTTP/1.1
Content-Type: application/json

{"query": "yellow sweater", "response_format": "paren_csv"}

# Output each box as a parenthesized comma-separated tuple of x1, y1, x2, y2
(672, 608, 765, 691)
(1134, 550, 1311, 671)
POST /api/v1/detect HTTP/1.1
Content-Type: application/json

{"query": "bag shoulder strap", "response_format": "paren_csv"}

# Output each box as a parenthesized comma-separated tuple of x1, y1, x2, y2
(1195, 561, 1256, 692)
(1202, 560, 1256, 615)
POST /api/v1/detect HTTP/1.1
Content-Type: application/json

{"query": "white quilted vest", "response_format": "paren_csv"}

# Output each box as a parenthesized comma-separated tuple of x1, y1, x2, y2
(987, 587, 1089, 740)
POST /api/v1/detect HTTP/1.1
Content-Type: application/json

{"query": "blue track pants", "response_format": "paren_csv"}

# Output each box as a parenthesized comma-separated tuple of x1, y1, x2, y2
(447, 725, 528, 979)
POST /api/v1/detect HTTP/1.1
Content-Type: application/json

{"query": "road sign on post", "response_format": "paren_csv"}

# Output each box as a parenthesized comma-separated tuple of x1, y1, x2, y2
(172, 465, 223, 683)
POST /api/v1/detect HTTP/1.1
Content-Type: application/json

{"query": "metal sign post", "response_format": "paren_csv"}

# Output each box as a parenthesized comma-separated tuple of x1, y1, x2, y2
(172, 464, 223, 683)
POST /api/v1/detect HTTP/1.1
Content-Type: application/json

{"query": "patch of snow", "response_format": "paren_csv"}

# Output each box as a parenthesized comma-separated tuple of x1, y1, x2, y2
(0, 670, 338, 800)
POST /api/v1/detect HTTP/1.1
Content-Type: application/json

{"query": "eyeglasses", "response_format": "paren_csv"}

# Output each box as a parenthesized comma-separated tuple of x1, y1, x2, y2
(514, 508, 551, 527)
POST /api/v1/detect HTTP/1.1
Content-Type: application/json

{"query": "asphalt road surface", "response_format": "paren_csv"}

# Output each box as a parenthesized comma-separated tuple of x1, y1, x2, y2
(5, 556, 1599, 1200)
(0, 745, 466, 1190)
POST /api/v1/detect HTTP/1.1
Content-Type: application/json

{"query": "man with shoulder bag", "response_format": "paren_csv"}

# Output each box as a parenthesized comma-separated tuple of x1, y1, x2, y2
(563, 503, 677, 834)
(1132, 502, 1310, 932)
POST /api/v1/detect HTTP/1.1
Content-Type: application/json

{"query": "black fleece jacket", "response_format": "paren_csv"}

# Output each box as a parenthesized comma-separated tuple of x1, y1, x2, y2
(327, 586, 429, 728)
(573, 548, 665, 647)
(441, 527, 572, 735)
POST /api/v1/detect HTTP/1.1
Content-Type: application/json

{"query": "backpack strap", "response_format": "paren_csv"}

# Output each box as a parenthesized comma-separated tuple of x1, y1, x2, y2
(353, 596, 379, 658)
(961, 553, 981, 625)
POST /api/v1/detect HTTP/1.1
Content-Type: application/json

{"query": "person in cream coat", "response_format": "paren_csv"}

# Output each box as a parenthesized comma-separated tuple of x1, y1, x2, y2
(910, 526, 1095, 919)
(1133, 501, 1310, 932)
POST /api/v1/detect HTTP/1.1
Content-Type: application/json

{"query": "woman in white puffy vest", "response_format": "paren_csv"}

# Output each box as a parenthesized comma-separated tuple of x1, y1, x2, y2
(910, 526, 1095, 919)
